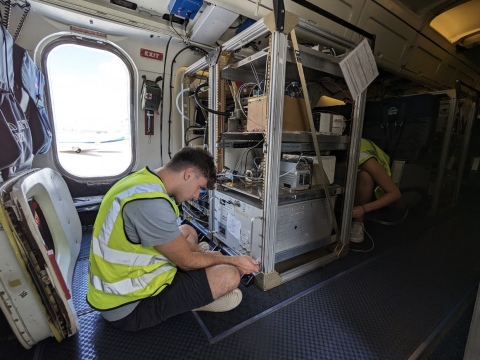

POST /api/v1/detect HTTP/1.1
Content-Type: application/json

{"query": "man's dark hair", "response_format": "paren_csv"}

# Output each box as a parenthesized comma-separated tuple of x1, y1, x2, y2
(166, 147, 216, 190)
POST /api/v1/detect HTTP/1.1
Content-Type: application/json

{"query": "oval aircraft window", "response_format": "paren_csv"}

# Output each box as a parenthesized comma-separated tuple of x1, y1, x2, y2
(45, 41, 134, 179)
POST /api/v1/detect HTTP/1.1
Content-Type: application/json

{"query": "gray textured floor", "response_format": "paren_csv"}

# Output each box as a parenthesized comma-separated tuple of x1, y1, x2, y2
(33, 207, 480, 360)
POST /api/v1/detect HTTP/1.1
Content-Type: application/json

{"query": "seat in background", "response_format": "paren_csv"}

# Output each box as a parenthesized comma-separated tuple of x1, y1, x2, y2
(0, 168, 81, 349)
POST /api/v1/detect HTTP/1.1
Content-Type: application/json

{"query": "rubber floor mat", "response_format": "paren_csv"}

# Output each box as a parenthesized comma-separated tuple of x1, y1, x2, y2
(194, 212, 425, 339)
(37, 208, 480, 360)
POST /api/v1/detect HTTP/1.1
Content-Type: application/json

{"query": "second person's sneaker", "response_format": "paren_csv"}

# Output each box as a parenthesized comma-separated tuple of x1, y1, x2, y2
(350, 222, 365, 243)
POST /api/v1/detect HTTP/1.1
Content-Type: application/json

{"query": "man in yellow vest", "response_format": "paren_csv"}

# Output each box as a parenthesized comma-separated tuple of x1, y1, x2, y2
(87, 147, 259, 331)
(351, 139, 401, 243)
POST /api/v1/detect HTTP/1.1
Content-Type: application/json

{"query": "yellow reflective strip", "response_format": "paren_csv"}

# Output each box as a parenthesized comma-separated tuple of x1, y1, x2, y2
(98, 183, 165, 244)
(88, 262, 175, 295)
(92, 237, 170, 267)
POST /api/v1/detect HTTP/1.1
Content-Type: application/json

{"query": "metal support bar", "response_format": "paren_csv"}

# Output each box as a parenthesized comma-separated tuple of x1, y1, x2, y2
(208, 66, 219, 233)
(184, 11, 357, 76)
(261, 32, 288, 275)
(454, 98, 478, 204)
(272, 0, 285, 31)
(339, 91, 368, 245)
(297, 17, 354, 49)
(464, 285, 480, 360)
(432, 94, 458, 211)
(290, 29, 340, 244)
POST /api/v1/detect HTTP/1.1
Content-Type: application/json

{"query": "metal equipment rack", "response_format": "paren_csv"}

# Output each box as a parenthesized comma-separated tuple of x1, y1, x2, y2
(183, 5, 372, 290)
(429, 81, 479, 213)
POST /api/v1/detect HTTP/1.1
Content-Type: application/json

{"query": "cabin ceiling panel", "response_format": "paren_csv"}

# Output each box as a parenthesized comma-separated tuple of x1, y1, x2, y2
(356, 1, 417, 66)
(31, 0, 179, 38)
(404, 35, 449, 82)
(430, 0, 480, 43)
(94, 0, 169, 16)
(395, 0, 449, 16)
(207, 0, 365, 39)
(367, 0, 424, 30)
(455, 61, 478, 87)
(434, 59, 458, 88)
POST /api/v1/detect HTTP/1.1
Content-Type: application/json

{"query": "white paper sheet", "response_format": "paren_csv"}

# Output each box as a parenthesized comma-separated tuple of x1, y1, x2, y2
(339, 39, 379, 100)
(227, 213, 241, 240)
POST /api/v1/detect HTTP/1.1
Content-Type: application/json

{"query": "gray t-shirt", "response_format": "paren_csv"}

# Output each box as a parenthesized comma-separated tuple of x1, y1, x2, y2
(100, 198, 180, 322)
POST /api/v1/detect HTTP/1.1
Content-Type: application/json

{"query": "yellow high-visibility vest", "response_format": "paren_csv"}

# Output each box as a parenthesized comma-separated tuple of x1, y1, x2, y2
(358, 138, 391, 199)
(87, 167, 179, 310)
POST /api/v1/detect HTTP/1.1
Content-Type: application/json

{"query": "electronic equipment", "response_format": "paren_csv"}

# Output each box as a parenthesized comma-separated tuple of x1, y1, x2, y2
(313, 112, 346, 135)
(279, 160, 311, 191)
(167, 0, 203, 19)
(283, 154, 336, 185)
(190, 5, 238, 46)
(214, 190, 337, 263)
(235, 18, 256, 34)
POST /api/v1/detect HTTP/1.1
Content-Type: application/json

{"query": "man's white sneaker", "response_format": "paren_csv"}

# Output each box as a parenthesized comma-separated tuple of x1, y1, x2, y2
(350, 222, 365, 243)
(193, 288, 242, 312)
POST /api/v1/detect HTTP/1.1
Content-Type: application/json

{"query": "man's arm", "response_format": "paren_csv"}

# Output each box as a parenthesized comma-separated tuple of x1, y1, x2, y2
(155, 234, 259, 274)
(359, 158, 401, 213)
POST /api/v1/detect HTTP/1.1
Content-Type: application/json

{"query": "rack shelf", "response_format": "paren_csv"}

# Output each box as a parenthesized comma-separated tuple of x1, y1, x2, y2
(221, 41, 343, 83)
(220, 132, 350, 151)
(219, 182, 343, 204)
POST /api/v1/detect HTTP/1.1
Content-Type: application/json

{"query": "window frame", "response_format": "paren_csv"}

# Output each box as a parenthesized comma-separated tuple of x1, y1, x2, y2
(41, 35, 137, 182)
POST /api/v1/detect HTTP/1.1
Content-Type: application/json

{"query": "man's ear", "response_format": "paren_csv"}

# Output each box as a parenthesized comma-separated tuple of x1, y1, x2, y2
(184, 168, 196, 181)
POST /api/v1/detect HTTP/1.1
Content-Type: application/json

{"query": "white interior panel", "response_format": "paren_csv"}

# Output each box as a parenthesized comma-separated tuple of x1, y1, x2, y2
(404, 35, 449, 81)
(356, 1, 416, 67)
(23, 5, 203, 178)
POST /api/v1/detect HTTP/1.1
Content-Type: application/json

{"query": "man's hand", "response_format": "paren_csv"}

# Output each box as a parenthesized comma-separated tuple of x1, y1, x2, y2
(352, 206, 366, 219)
(231, 255, 259, 274)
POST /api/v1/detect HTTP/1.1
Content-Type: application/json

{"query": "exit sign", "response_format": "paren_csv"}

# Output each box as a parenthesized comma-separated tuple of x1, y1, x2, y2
(140, 48, 163, 61)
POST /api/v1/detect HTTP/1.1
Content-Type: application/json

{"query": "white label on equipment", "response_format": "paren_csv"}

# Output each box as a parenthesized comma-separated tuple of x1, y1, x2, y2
(241, 228, 250, 243)
(227, 213, 241, 240)
(339, 39, 379, 100)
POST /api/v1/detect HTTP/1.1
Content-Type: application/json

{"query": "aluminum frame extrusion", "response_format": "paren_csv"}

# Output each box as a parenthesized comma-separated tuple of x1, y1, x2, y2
(184, 12, 356, 76)
(339, 91, 368, 246)
(431, 92, 458, 211)
(208, 66, 219, 233)
(455, 94, 479, 205)
(261, 31, 288, 276)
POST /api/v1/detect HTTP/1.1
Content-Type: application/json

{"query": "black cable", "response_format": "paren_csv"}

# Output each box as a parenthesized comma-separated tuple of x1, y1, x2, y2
(168, 46, 192, 159)
(184, 125, 204, 145)
(170, 15, 187, 45)
(203, 118, 208, 149)
(186, 136, 203, 145)
(194, 83, 231, 117)
(159, 37, 172, 166)
(166, 46, 208, 156)
(366, 207, 409, 226)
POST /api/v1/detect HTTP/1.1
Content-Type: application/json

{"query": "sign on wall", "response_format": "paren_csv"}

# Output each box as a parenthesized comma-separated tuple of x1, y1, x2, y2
(140, 49, 163, 61)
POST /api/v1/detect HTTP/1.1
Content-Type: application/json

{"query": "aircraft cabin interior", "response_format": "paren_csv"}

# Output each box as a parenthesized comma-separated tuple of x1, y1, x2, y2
(1, 0, 480, 359)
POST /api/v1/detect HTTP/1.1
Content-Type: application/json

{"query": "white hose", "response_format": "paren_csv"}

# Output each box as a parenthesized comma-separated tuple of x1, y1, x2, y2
(176, 88, 191, 123)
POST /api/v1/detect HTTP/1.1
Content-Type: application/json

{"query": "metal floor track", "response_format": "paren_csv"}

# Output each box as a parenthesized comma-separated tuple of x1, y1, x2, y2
(28, 207, 480, 360)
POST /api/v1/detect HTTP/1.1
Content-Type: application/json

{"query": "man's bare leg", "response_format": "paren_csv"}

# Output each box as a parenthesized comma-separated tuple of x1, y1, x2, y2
(354, 170, 374, 223)
(179, 224, 198, 246)
(205, 264, 241, 300)
(180, 226, 240, 300)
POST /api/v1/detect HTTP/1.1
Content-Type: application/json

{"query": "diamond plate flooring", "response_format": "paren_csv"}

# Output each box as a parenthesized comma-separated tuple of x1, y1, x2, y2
(428, 301, 475, 360)
(196, 209, 425, 338)
(32, 206, 480, 360)
(2, 202, 479, 360)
